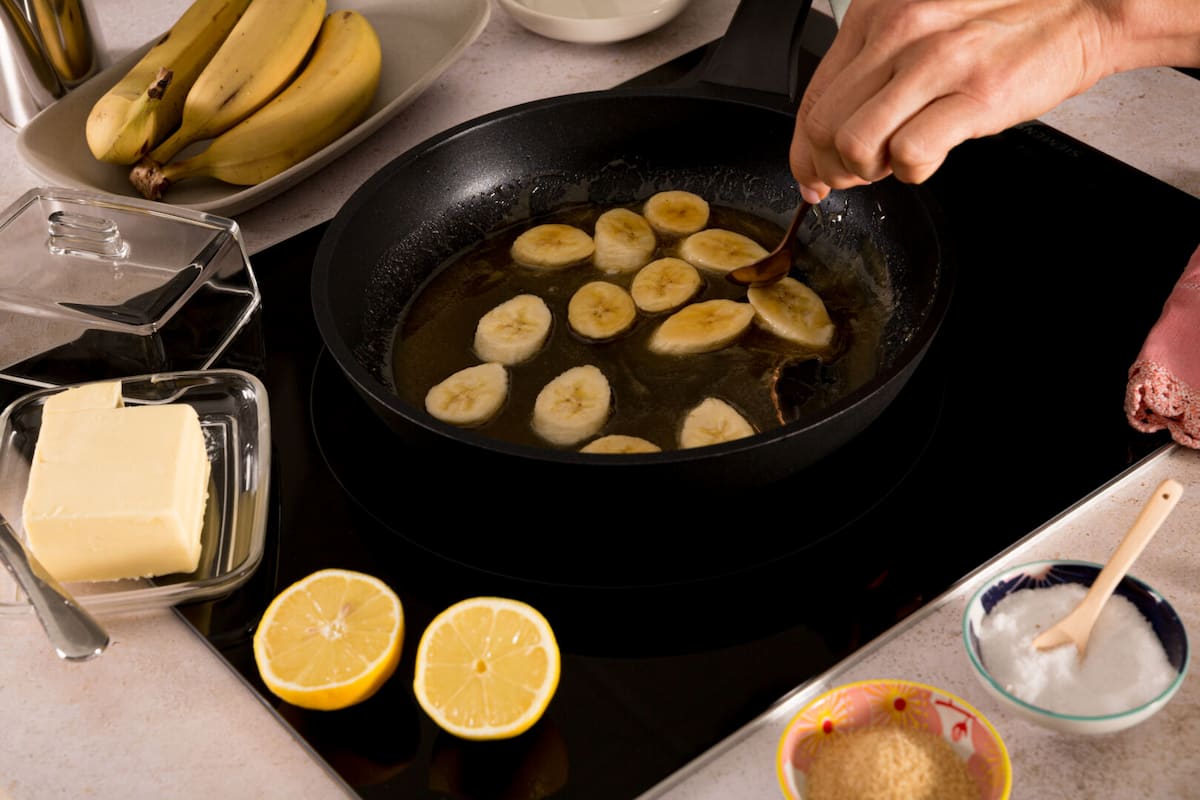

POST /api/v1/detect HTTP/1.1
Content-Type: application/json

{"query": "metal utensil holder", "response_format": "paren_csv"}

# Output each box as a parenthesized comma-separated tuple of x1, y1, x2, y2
(0, 0, 98, 129)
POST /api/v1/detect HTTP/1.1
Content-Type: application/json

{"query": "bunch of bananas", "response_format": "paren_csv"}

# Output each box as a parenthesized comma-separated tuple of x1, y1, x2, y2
(84, 0, 382, 201)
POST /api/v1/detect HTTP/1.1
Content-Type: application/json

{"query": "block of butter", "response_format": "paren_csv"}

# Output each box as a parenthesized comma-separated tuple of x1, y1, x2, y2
(21, 382, 211, 583)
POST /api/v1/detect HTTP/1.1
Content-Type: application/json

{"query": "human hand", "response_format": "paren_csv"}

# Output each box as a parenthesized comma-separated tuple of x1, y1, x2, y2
(790, 0, 1117, 203)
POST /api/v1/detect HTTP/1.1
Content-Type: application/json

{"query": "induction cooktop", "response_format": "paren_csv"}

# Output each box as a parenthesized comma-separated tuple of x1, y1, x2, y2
(164, 20, 1199, 800)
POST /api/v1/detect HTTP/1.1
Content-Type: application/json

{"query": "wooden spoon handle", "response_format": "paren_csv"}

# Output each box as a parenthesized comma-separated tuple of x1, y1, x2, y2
(1073, 478, 1183, 630)
(774, 199, 810, 256)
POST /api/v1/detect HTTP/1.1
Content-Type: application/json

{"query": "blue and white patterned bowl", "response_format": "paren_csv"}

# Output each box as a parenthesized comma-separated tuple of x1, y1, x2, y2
(963, 559, 1189, 735)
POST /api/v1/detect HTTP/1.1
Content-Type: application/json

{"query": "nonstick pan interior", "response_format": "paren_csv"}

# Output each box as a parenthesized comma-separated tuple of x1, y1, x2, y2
(311, 89, 953, 490)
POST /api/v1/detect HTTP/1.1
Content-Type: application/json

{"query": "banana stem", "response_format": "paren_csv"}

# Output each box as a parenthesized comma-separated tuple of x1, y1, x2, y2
(147, 67, 173, 100)
(129, 158, 170, 201)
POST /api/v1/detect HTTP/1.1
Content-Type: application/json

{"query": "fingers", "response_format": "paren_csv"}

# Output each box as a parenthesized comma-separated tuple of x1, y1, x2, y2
(791, 0, 934, 197)
(793, 40, 985, 195)
(791, 0, 1104, 195)
(790, 17, 877, 200)
(789, 104, 836, 203)
(886, 92, 993, 183)
(789, 0, 1007, 194)
(824, 49, 973, 187)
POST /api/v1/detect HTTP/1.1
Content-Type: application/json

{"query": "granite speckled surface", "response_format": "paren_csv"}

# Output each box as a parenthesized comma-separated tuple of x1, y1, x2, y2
(0, 0, 1196, 797)
(0, 611, 356, 798)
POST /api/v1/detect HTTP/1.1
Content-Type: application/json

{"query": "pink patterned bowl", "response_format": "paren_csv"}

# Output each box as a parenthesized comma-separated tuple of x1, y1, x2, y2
(776, 678, 1012, 800)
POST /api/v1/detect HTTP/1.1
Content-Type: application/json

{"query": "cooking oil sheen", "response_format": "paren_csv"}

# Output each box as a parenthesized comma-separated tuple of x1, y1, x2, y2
(389, 202, 889, 452)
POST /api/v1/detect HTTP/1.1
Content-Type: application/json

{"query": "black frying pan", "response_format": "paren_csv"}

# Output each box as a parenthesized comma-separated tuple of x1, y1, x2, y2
(310, 0, 955, 494)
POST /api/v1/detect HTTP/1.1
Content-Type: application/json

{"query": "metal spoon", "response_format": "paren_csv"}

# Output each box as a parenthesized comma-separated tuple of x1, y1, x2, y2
(1031, 478, 1183, 660)
(0, 512, 109, 661)
(725, 200, 812, 288)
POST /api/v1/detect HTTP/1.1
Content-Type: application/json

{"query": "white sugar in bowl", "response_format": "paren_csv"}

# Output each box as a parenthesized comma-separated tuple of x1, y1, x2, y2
(962, 559, 1189, 735)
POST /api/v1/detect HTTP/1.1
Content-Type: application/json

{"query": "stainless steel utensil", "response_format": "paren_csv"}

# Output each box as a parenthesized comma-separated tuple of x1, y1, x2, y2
(0, 0, 98, 129)
(25, 0, 99, 87)
(0, 512, 108, 661)
(0, 0, 63, 128)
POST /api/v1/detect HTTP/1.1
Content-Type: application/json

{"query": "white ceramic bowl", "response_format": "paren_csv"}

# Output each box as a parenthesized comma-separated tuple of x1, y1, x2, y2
(963, 559, 1190, 735)
(496, 0, 692, 44)
(17, 0, 491, 216)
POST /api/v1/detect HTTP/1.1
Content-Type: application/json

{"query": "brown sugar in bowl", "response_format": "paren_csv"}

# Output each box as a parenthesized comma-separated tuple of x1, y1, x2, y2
(775, 678, 1011, 800)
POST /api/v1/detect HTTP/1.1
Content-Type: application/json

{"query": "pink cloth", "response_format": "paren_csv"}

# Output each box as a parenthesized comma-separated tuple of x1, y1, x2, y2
(1126, 242, 1200, 448)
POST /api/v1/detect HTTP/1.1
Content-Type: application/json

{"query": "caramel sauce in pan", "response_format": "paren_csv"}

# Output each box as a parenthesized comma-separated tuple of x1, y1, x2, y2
(388, 202, 890, 452)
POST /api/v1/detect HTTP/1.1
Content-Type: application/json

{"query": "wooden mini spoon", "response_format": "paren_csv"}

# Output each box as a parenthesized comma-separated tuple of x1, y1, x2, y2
(1032, 478, 1184, 660)
(725, 200, 811, 288)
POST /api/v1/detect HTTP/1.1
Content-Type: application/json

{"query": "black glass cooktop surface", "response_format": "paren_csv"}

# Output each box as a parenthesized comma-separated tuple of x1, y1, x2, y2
(167, 39, 1200, 800)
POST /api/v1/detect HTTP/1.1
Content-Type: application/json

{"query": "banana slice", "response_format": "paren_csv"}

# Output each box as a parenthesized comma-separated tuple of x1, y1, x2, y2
(593, 208, 657, 274)
(647, 299, 755, 355)
(425, 362, 509, 427)
(511, 223, 595, 270)
(747, 276, 836, 350)
(568, 281, 637, 341)
(473, 294, 553, 364)
(678, 228, 769, 274)
(642, 190, 710, 236)
(580, 434, 662, 454)
(679, 397, 756, 449)
(630, 257, 703, 313)
(532, 364, 612, 446)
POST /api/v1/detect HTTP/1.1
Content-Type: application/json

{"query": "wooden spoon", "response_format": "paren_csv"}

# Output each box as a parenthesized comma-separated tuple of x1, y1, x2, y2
(1031, 478, 1183, 660)
(725, 200, 811, 288)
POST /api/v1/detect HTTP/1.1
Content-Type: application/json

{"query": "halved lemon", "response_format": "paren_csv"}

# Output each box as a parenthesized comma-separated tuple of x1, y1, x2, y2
(414, 596, 561, 741)
(253, 568, 405, 711)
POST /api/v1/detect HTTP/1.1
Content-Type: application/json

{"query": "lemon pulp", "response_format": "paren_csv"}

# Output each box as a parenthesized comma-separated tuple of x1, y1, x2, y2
(253, 568, 404, 711)
(414, 596, 561, 740)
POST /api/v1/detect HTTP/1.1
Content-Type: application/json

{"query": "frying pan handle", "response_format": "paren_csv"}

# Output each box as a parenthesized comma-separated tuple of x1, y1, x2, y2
(691, 0, 817, 104)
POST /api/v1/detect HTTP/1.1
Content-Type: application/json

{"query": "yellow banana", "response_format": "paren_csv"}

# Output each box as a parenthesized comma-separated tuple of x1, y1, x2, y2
(579, 434, 662, 454)
(131, 9, 381, 200)
(593, 208, 656, 274)
(643, 190, 710, 236)
(648, 299, 755, 355)
(679, 397, 755, 449)
(511, 223, 594, 270)
(85, 0, 252, 165)
(532, 365, 612, 446)
(567, 281, 637, 340)
(144, 0, 327, 167)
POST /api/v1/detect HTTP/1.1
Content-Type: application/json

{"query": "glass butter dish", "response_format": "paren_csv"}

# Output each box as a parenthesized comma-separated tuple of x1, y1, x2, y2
(0, 187, 260, 389)
(0, 369, 270, 615)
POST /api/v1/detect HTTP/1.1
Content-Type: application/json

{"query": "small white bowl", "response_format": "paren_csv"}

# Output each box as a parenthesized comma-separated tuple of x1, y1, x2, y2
(963, 559, 1190, 735)
(497, 0, 692, 44)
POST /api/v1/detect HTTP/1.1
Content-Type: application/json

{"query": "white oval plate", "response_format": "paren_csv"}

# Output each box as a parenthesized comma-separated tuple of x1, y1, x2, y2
(497, 0, 692, 44)
(15, 0, 490, 217)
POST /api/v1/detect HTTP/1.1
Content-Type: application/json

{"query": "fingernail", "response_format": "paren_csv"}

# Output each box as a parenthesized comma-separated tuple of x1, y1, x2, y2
(799, 185, 822, 205)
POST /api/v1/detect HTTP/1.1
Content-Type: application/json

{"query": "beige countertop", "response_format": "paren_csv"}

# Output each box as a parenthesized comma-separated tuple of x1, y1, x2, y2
(0, 1, 1197, 798)
(644, 444, 1200, 799)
